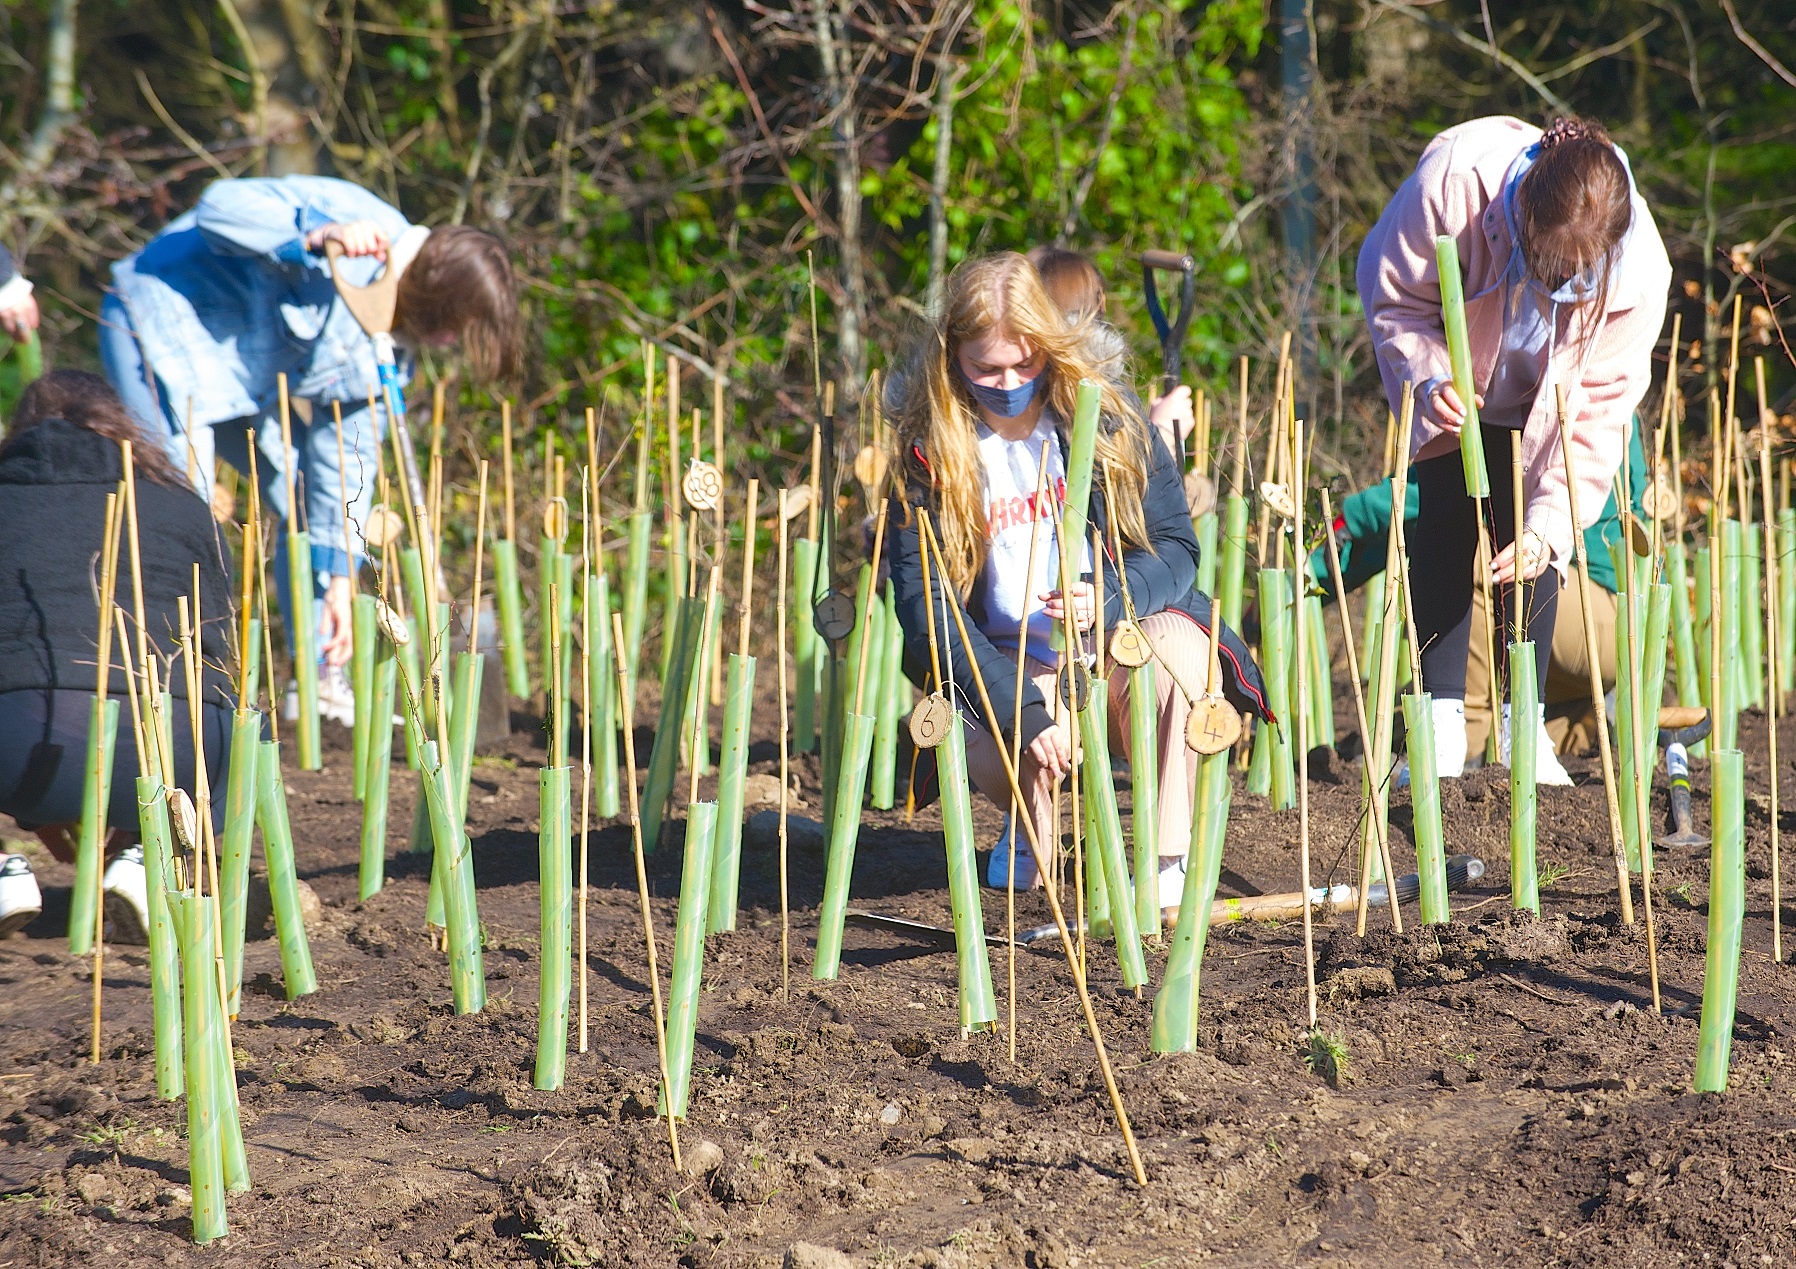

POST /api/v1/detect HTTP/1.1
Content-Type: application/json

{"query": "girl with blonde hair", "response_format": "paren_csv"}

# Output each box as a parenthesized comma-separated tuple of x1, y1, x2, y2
(885, 252, 1267, 904)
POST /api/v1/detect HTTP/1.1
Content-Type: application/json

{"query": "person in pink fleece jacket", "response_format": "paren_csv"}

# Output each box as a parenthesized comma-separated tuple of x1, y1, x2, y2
(1357, 115, 1671, 780)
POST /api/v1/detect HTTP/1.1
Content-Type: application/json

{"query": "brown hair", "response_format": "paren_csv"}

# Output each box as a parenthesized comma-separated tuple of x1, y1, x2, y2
(1026, 246, 1107, 322)
(1515, 117, 1632, 322)
(6, 370, 187, 487)
(395, 225, 521, 383)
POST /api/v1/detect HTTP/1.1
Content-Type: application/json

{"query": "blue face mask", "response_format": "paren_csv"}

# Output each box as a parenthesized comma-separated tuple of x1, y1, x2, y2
(962, 368, 1043, 418)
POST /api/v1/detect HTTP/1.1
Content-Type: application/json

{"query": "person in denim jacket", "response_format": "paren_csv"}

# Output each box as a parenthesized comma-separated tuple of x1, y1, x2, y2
(99, 176, 517, 708)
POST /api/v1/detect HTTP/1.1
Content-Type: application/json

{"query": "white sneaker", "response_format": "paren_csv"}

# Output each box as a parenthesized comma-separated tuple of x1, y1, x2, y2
(1432, 697, 1467, 779)
(318, 663, 355, 729)
(1156, 855, 1189, 911)
(102, 846, 149, 945)
(0, 854, 42, 937)
(985, 817, 1039, 889)
(1501, 703, 1573, 786)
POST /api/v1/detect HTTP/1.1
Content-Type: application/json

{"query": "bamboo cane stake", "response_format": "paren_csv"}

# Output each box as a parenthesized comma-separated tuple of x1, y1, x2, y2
(1695, 749, 1745, 1092)
(1760, 409, 1783, 964)
(611, 612, 681, 1170)
(536, 757, 572, 1091)
(1320, 491, 1400, 937)
(775, 494, 792, 1001)
(1006, 442, 1052, 1062)
(917, 509, 1147, 1186)
(85, 491, 122, 1056)
(1286, 415, 1316, 1030)
(1388, 432, 1450, 923)
(1555, 384, 1635, 925)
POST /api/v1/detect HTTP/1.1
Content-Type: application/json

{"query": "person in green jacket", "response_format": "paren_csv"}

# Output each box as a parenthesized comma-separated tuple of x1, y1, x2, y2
(1313, 416, 1647, 764)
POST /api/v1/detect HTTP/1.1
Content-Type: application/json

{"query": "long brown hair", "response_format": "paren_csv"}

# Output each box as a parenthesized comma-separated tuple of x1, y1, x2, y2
(395, 225, 521, 382)
(887, 252, 1150, 596)
(1515, 117, 1631, 327)
(5, 370, 187, 487)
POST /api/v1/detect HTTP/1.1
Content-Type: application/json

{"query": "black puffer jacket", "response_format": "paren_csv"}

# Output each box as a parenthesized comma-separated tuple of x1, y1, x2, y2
(0, 418, 234, 704)
(887, 409, 1270, 754)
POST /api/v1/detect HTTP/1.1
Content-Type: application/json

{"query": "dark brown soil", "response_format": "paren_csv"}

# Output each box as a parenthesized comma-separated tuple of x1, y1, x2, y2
(4, 693, 1796, 1268)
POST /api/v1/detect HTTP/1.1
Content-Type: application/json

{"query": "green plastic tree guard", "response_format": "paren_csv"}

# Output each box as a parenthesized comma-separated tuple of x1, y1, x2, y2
(288, 529, 322, 769)
(535, 765, 572, 1090)
(938, 713, 998, 1031)
(255, 740, 317, 999)
(219, 710, 262, 1012)
(709, 652, 757, 933)
(69, 696, 118, 955)
(494, 538, 531, 699)
(814, 709, 877, 980)
(1402, 692, 1451, 924)
(135, 777, 184, 1100)
(351, 594, 376, 799)
(1078, 695, 1147, 988)
(1435, 235, 1490, 497)
(662, 801, 717, 1119)
(1151, 748, 1231, 1052)
(168, 889, 227, 1243)
(359, 649, 398, 900)
(1695, 749, 1745, 1093)
(1508, 645, 1539, 913)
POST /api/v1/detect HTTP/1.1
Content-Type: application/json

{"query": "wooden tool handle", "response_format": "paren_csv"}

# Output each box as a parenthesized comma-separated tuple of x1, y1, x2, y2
(1141, 249, 1194, 273)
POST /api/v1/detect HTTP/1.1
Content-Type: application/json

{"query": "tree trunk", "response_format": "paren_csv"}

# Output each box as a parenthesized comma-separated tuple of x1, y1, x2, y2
(0, 0, 78, 210)
(813, 0, 868, 403)
(925, 48, 960, 315)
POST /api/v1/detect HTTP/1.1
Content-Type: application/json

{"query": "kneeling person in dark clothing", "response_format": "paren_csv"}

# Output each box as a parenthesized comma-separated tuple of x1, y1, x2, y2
(0, 372, 235, 941)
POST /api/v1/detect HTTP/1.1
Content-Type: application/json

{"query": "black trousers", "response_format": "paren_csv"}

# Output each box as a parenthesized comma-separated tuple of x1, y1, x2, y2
(0, 688, 233, 833)
(1409, 424, 1559, 702)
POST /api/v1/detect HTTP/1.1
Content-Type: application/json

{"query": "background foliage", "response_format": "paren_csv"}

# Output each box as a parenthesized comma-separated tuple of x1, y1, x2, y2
(1, 0, 1794, 500)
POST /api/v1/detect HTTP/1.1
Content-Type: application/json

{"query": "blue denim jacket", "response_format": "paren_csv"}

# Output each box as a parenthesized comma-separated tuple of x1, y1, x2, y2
(107, 177, 417, 577)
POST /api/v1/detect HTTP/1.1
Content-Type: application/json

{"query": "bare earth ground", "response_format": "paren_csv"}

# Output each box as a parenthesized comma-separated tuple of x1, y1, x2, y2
(4, 689, 1796, 1268)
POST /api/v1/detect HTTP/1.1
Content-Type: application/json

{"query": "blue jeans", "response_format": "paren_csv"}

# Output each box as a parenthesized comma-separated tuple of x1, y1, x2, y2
(99, 294, 330, 651)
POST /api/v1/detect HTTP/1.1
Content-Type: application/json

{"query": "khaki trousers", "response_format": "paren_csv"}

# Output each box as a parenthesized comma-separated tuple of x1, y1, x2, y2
(961, 611, 1212, 872)
(1466, 575, 1618, 758)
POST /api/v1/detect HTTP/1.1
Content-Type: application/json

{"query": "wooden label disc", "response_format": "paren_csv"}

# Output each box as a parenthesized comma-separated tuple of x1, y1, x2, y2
(1110, 619, 1151, 668)
(363, 504, 404, 550)
(684, 461, 723, 512)
(813, 590, 857, 642)
(168, 787, 199, 852)
(375, 599, 412, 648)
(1259, 480, 1295, 520)
(780, 484, 813, 522)
(543, 496, 568, 544)
(1640, 477, 1676, 521)
(1186, 694, 1242, 754)
(853, 445, 888, 492)
(908, 692, 954, 750)
(1058, 661, 1093, 713)
(1626, 513, 1652, 557)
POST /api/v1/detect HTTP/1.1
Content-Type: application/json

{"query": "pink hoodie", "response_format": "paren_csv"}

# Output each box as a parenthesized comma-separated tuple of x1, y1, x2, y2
(1356, 116, 1671, 569)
